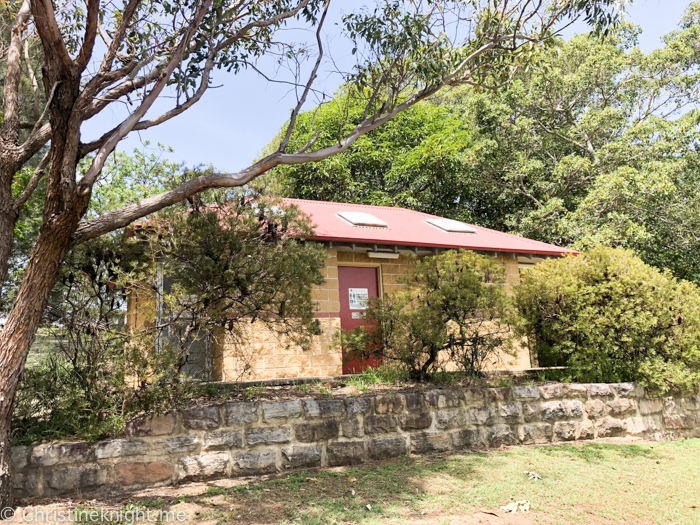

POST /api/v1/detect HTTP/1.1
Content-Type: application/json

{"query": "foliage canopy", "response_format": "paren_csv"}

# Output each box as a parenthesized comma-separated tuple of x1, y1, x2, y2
(513, 247, 700, 392)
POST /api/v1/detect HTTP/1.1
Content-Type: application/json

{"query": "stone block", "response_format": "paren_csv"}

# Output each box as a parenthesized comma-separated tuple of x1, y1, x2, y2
(577, 420, 595, 440)
(375, 394, 405, 414)
(606, 398, 637, 416)
(404, 392, 425, 411)
(225, 401, 259, 426)
(367, 436, 408, 459)
(29, 442, 92, 467)
(498, 403, 523, 423)
(282, 446, 322, 468)
(625, 417, 647, 436)
(233, 449, 277, 475)
(568, 400, 584, 418)
(469, 406, 496, 426)
(116, 461, 175, 485)
(511, 386, 539, 400)
(340, 417, 363, 438)
(12, 470, 40, 497)
(451, 428, 486, 449)
(398, 412, 433, 431)
(522, 403, 541, 422)
(11, 446, 29, 471)
(486, 388, 513, 403)
(345, 397, 373, 415)
(585, 399, 607, 419)
(45, 467, 80, 493)
(540, 383, 587, 399)
(682, 396, 700, 411)
(246, 427, 291, 446)
(178, 452, 230, 481)
(462, 388, 486, 404)
(81, 466, 110, 490)
(612, 383, 643, 397)
(487, 425, 517, 447)
(518, 423, 552, 445)
(126, 412, 177, 437)
(328, 441, 365, 466)
(585, 384, 614, 397)
(426, 390, 462, 409)
(303, 399, 345, 418)
(411, 432, 452, 454)
(95, 439, 148, 459)
(541, 401, 568, 421)
(664, 413, 695, 429)
(44, 465, 109, 494)
(436, 409, 468, 430)
(553, 422, 577, 442)
(152, 435, 199, 456)
(595, 416, 626, 437)
(294, 420, 340, 442)
(364, 415, 397, 434)
(263, 400, 302, 422)
(182, 405, 222, 430)
(204, 429, 244, 450)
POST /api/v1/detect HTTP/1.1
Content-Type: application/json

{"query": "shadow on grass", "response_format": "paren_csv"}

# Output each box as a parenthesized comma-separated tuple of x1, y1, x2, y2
(123, 440, 685, 524)
(536, 442, 661, 463)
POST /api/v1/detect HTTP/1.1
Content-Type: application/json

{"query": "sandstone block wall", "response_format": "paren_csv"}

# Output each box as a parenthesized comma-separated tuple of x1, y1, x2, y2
(13, 383, 700, 498)
(214, 248, 529, 380)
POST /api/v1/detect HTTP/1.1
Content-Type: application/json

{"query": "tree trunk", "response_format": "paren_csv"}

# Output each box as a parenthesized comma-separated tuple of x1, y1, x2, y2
(0, 212, 78, 507)
(0, 209, 14, 301)
(0, 164, 19, 301)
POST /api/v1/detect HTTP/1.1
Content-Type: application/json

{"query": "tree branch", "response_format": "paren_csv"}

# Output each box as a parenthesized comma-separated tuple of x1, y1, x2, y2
(23, 38, 41, 122)
(279, 0, 330, 153)
(76, 0, 100, 72)
(31, 0, 74, 72)
(13, 150, 51, 212)
(78, 0, 215, 194)
(1, 0, 32, 145)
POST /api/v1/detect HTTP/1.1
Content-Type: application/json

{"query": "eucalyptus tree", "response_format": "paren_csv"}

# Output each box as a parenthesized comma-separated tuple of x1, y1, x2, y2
(0, 0, 619, 505)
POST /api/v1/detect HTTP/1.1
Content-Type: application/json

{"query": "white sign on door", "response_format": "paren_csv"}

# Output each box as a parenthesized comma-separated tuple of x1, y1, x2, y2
(348, 288, 369, 310)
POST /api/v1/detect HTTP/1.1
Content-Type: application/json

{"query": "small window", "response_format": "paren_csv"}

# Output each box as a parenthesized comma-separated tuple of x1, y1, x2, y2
(426, 218, 476, 234)
(337, 211, 388, 228)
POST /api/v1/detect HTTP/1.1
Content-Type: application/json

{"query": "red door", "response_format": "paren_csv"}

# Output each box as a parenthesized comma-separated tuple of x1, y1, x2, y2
(339, 266, 382, 374)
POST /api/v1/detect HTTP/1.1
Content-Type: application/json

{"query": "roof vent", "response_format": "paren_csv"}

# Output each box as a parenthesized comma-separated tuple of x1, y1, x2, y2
(426, 218, 477, 234)
(337, 211, 388, 228)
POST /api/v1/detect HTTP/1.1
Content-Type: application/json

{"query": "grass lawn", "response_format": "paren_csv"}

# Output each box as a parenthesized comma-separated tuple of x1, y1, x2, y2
(21, 439, 700, 524)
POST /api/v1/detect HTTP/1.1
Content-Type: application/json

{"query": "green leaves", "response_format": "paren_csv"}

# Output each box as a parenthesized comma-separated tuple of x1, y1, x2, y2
(340, 250, 512, 379)
(513, 247, 700, 393)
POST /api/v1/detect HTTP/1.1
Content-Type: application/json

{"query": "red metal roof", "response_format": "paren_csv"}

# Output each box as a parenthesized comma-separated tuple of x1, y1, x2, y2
(282, 198, 576, 256)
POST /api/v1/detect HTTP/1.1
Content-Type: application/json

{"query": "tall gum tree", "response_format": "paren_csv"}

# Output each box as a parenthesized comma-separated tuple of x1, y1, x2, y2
(0, 0, 619, 505)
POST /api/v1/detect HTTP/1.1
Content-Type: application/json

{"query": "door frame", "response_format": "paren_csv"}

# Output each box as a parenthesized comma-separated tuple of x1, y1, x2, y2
(336, 261, 384, 300)
(337, 262, 384, 374)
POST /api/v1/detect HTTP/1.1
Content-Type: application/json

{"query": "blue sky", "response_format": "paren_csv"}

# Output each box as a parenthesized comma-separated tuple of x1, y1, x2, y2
(82, 0, 692, 174)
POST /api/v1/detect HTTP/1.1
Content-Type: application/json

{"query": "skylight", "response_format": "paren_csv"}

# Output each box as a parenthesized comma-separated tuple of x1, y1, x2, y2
(337, 211, 388, 228)
(426, 218, 477, 234)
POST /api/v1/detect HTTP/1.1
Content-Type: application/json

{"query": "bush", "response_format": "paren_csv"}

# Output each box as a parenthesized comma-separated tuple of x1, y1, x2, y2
(13, 193, 326, 443)
(340, 250, 512, 380)
(513, 247, 700, 392)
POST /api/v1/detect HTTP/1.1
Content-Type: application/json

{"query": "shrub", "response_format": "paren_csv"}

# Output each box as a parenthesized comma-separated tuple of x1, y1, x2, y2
(340, 250, 512, 380)
(513, 247, 700, 392)
(13, 193, 326, 443)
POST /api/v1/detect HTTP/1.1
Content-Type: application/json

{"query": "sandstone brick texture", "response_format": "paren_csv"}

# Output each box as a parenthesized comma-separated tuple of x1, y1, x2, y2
(212, 247, 530, 380)
(128, 247, 535, 381)
(13, 382, 700, 498)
